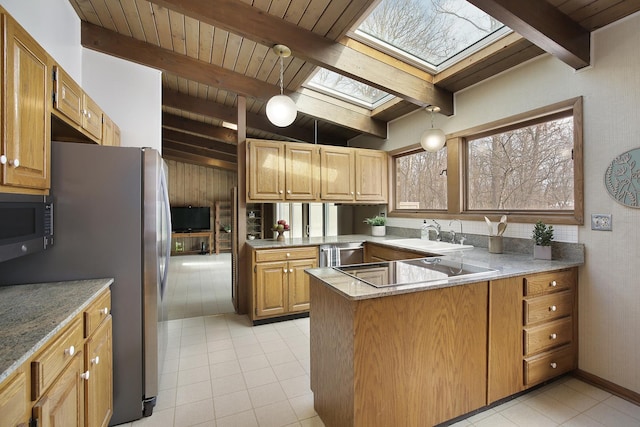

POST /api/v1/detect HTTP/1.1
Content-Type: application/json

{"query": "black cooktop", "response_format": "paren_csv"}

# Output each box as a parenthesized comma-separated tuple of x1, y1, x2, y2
(334, 257, 496, 288)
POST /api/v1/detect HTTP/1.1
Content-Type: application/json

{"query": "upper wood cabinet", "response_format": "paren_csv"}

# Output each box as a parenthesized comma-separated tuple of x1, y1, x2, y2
(52, 65, 105, 144)
(247, 138, 387, 204)
(319, 146, 355, 201)
(101, 114, 121, 147)
(1, 11, 51, 193)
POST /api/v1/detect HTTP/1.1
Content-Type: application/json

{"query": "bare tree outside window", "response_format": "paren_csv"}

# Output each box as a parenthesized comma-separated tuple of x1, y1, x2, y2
(467, 117, 574, 210)
(395, 149, 448, 210)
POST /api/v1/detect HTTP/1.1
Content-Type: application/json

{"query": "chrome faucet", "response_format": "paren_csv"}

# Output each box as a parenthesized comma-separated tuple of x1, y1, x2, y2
(422, 220, 441, 241)
(449, 219, 464, 244)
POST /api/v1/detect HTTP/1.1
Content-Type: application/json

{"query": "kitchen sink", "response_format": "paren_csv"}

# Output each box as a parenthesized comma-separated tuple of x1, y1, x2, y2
(384, 238, 473, 252)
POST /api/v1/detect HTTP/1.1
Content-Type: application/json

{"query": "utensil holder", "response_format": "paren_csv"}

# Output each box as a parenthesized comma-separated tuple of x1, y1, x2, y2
(488, 236, 503, 254)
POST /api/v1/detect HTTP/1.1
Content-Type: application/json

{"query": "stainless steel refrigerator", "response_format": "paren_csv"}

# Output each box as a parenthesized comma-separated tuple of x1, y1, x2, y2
(0, 141, 171, 425)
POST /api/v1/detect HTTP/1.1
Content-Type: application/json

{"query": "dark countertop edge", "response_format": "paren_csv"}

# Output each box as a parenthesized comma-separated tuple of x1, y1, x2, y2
(305, 249, 583, 301)
(0, 278, 114, 384)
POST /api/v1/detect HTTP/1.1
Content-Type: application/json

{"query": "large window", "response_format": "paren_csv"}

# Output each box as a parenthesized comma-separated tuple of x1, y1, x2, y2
(395, 149, 448, 210)
(391, 98, 583, 224)
(467, 114, 574, 211)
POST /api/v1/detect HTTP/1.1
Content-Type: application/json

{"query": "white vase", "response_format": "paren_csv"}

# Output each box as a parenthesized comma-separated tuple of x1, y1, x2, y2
(533, 245, 552, 260)
(371, 225, 386, 236)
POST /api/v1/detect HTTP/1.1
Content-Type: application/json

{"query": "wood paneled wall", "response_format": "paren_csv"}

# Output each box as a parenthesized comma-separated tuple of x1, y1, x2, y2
(166, 159, 237, 208)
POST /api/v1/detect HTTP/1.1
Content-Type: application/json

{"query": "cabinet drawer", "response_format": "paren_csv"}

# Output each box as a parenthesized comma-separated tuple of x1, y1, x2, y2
(524, 345, 576, 386)
(524, 269, 575, 296)
(524, 291, 573, 325)
(524, 317, 573, 356)
(255, 247, 318, 263)
(31, 316, 83, 400)
(84, 289, 111, 338)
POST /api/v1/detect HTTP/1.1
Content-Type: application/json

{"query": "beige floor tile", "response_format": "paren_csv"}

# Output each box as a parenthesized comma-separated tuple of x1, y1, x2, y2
(234, 342, 265, 359)
(213, 390, 253, 419)
(272, 360, 306, 381)
(177, 365, 211, 387)
(265, 348, 297, 366)
(473, 412, 519, 427)
(563, 378, 612, 402)
(280, 375, 311, 399)
(289, 393, 317, 420)
(209, 348, 238, 364)
(254, 400, 299, 427)
(542, 383, 600, 413)
(584, 402, 640, 427)
(210, 360, 242, 379)
(155, 387, 177, 411)
(211, 372, 247, 397)
(560, 414, 606, 426)
(299, 417, 324, 427)
(173, 399, 215, 427)
(248, 382, 288, 408)
(176, 380, 213, 406)
(130, 407, 175, 427)
(465, 407, 497, 423)
(239, 354, 271, 372)
(260, 338, 288, 353)
(179, 353, 209, 371)
(159, 371, 179, 391)
(603, 395, 640, 421)
(215, 409, 259, 427)
(207, 338, 233, 353)
(243, 366, 279, 389)
(524, 392, 579, 424)
(499, 401, 558, 426)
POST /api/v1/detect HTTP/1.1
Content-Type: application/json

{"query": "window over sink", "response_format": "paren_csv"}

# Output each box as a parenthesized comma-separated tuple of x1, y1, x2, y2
(390, 97, 584, 224)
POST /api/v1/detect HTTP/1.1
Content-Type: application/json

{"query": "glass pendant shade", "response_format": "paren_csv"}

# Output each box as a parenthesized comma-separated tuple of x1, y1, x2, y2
(420, 128, 446, 152)
(266, 94, 297, 127)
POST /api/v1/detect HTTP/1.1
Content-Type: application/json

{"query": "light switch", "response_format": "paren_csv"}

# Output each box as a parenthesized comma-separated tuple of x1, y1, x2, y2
(591, 214, 612, 231)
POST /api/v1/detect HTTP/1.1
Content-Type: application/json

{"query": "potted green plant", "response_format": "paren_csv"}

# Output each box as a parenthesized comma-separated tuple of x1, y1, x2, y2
(532, 220, 554, 260)
(364, 216, 387, 236)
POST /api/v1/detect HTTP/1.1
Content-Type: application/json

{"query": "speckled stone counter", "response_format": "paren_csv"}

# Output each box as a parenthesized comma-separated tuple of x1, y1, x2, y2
(306, 246, 583, 300)
(0, 278, 113, 383)
(245, 233, 404, 249)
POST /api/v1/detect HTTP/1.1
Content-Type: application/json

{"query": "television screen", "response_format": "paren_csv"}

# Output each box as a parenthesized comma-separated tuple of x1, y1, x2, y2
(170, 206, 210, 232)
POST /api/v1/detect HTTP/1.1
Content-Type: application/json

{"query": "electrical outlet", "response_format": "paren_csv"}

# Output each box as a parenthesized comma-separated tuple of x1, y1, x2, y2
(591, 214, 612, 231)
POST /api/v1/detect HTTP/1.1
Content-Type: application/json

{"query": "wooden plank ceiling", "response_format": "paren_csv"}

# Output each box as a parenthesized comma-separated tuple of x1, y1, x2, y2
(68, 0, 640, 169)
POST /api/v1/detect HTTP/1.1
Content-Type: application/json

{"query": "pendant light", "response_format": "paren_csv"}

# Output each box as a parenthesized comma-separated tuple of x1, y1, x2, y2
(420, 106, 446, 152)
(266, 45, 297, 127)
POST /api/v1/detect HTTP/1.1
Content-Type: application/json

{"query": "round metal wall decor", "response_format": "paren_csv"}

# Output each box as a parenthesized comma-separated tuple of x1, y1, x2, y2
(604, 147, 640, 208)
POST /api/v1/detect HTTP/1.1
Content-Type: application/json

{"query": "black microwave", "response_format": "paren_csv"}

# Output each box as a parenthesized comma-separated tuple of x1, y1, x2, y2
(0, 194, 54, 263)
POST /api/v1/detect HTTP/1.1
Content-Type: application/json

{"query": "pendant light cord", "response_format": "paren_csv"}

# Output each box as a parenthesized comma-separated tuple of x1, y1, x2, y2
(279, 55, 284, 95)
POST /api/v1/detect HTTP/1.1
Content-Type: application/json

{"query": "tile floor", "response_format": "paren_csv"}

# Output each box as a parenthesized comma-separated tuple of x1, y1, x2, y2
(114, 254, 640, 427)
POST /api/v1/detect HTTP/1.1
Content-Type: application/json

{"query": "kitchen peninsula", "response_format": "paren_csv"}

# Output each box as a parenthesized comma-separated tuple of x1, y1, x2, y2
(305, 246, 583, 427)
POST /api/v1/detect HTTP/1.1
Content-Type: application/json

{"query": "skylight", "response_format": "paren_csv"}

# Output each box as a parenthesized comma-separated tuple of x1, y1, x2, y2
(355, 0, 507, 71)
(305, 0, 509, 109)
(305, 68, 394, 109)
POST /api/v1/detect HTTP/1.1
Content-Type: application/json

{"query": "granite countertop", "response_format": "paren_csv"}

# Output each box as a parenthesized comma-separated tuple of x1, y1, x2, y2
(305, 245, 583, 301)
(245, 234, 400, 249)
(0, 278, 113, 383)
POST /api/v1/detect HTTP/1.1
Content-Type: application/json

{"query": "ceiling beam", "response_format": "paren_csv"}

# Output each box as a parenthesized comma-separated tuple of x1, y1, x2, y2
(82, 22, 387, 138)
(150, 0, 454, 114)
(162, 129, 237, 160)
(163, 113, 237, 145)
(467, 0, 590, 69)
(162, 89, 349, 145)
(162, 146, 237, 171)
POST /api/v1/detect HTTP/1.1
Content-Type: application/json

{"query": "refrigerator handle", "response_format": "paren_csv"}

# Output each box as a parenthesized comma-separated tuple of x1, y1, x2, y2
(160, 165, 171, 295)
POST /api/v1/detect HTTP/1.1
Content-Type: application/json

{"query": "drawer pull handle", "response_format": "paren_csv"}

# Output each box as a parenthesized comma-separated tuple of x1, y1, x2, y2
(550, 280, 557, 287)
(91, 356, 100, 365)
(286, 253, 290, 257)
(65, 345, 75, 357)
(279, 190, 283, 194)
(100, 307, 109, 315)
(550, 362, 557, 369)
(550, 333, 558, 340)
(549, 305, 557, 312)
(81, 370, 90, 380)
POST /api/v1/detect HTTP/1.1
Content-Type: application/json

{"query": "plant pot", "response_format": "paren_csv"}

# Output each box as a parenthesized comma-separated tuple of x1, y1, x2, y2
(488, 236, 503, 254)
(533, 245, 552, 260)
(371, 225, 386, 237)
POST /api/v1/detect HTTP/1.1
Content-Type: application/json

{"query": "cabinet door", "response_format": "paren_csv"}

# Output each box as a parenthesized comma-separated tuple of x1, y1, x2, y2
(288, 259, 317, 312)
(82, 93, 102, 140)
(320, 147, 354, 201)
(247, 140, 285, 201)
(2, 15, 50, 190)
(33, 352, 84, 427)
(255, 261, 288, 317)
(85, 316, 113, 427)
(53, 66, 82, 125)
(101, 114, 115, 146)
(487, 277, 524, 404)
(285, 144, 318, 200)
(355, 149, 387, 202)
(0, 370, 28, 427)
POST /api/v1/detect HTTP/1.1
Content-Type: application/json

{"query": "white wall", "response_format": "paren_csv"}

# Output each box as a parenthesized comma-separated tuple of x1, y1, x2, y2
(0, 0, 162, 151)
(82, 50, 162, 151)
(355, 12, 640, 394)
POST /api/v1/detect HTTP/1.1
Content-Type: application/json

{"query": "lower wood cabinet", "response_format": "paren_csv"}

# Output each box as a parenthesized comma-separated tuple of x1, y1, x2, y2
(488, 268, 578, 404)
(0, 287, 113, 427)
(251, 247, 318, 321)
